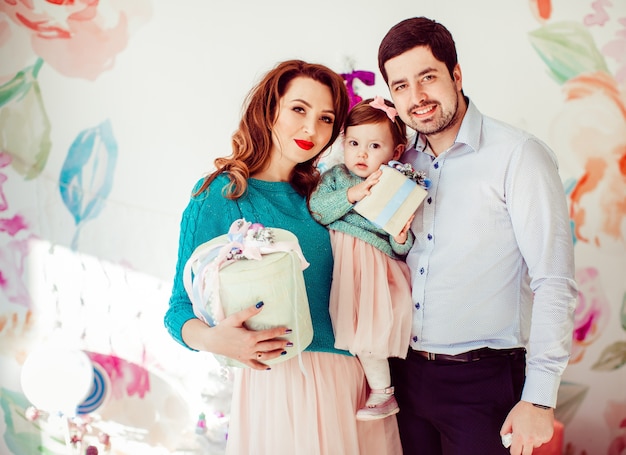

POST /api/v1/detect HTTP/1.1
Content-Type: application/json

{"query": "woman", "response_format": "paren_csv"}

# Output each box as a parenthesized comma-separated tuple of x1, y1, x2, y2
(164, 60, 401, 454)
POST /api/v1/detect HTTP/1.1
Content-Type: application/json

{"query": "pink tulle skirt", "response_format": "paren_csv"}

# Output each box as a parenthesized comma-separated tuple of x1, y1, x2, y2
(226, 352, 402, 454)
(329, 230, 413, 358)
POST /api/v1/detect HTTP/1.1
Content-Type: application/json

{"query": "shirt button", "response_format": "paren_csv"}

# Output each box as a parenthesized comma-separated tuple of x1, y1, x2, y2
(415, 302, 421, 309)
(427, 234, 432, 240)
(412, 336, 418, 342)
(434, 162, 439, 169)
(427, 197, 432, 204)
(420, 267, 425, 274)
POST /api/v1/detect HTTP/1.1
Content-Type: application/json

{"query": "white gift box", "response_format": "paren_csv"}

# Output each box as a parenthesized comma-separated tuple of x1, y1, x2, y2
(354, 164, 428, 237)
(183, 220, 313, 368)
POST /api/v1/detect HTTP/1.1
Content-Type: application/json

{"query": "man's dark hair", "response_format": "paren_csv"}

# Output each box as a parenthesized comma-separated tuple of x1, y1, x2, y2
(378, 17, 459, 83)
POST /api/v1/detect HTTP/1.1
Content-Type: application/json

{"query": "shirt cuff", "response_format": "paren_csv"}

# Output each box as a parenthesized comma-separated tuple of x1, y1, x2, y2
(521, 369, 561, 408)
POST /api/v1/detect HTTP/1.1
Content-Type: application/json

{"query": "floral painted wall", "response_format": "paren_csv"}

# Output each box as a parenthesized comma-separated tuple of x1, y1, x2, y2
(0, 1, 624, 454)
(536, 2, 626, 453)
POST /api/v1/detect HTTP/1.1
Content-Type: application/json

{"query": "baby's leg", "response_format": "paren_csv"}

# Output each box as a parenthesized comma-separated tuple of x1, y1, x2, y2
(359, 355, 391, 393)
(357, 355, 399, 421)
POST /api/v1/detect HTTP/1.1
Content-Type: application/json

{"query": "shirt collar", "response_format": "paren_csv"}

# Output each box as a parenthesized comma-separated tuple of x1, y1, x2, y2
(456, 98, 482, 154)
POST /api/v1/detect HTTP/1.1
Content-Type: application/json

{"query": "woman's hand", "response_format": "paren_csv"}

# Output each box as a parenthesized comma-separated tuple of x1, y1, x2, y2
(394, 214, 415, 244)
(181, 302, 293, 370)
(347, 169, 382, 203)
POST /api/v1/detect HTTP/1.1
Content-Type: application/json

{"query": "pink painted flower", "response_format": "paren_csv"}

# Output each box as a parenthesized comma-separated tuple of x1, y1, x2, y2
(605, 400, 626, 455)
(583, 0, 612, 28)
(89, 352, 150, 399)
(0, 237, 33, 308)
(0, 0, 152, 81)
(550, 71, 626, 248)
(570, 267, 610, 364)
(0, 11, 36, 83)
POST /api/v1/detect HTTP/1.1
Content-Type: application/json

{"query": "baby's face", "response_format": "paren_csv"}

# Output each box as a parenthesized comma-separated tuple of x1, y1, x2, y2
(343, 122, 399, 178)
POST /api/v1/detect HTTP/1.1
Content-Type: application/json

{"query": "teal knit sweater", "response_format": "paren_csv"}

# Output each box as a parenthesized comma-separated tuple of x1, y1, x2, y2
(164, 174, 348, 356)
(309, 164, 413, 259)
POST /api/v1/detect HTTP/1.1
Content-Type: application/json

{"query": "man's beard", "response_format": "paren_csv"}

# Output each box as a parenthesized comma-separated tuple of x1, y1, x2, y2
(408, 94, 459, 136)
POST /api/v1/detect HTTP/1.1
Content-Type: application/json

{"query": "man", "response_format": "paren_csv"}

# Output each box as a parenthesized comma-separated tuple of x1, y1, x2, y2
(378, 17, 578, 455)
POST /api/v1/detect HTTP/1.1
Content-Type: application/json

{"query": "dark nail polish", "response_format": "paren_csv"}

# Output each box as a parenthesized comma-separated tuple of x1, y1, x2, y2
(286, 342, 294, 347)
(281, 351, 287, 355)
(285, 328, 292, 333)
(256, 301, 264, 309)
(266, 367, 271, 370)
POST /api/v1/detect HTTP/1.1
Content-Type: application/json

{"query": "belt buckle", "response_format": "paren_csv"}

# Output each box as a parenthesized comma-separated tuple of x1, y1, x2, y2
(428, 352, 436, 361)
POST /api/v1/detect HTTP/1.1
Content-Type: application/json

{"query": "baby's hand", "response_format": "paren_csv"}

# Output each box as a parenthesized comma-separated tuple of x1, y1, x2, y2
(347, 169, 382, 203)
(393, 214, 415, 244)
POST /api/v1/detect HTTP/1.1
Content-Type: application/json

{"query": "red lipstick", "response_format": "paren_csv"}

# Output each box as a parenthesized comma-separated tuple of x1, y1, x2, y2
(295, 139, 314, 151)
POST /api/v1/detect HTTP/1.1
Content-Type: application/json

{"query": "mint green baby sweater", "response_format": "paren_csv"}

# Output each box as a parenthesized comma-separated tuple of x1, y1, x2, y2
(309, 164, 413, 259)
(164, 174, 348, 356)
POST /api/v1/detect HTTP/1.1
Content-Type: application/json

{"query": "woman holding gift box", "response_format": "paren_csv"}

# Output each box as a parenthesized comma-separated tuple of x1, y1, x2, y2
(164, 61, 401, 454)
(309, 97, 415, 422)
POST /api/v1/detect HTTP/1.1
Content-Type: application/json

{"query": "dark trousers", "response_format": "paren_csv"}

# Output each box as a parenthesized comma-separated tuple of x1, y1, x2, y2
(389, 348, 526, 455)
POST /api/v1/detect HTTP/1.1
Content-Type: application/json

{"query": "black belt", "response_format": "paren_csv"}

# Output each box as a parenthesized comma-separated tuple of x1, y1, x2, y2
(410, 347, 525, 363)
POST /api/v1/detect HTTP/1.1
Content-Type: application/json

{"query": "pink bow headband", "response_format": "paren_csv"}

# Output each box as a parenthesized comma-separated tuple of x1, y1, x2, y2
(369, 96, 398, 122)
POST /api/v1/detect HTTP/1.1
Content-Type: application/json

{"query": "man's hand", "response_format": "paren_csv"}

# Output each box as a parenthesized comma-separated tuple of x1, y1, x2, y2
(500, 401, 554, 454)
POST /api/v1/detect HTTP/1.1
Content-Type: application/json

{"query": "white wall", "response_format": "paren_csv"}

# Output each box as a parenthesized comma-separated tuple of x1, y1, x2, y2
(1, 0, 625, 453)
(21, 0, 589, 281)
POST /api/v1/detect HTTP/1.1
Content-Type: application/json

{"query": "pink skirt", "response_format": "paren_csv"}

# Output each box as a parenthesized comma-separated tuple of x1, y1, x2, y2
(226, 352, 402, 454)
(329, 230, 412, 358)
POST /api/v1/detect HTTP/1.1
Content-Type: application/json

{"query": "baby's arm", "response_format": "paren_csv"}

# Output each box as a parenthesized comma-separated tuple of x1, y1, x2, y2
(310, 168, 358, 225)
(347, 169, 382, 203)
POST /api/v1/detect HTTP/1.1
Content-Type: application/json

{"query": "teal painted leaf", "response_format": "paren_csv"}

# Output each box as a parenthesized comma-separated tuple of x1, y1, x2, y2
(528, 21, 610, 85)
(0, 59, 43, 109)
(555, 381, 588, 425)
(591, 341, 626, 371)
(0, 59, 51, 180)
(58, 119, 118, 249)
(0, 387, 64, 454)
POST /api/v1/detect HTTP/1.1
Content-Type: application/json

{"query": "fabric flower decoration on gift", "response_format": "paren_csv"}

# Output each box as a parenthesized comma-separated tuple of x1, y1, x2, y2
(387, 160, 431, 190)
(183, 219, 313, 368)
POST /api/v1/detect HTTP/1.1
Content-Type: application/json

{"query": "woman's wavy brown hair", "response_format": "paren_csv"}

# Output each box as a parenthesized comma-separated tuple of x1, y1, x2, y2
(194, 59, 349, 199)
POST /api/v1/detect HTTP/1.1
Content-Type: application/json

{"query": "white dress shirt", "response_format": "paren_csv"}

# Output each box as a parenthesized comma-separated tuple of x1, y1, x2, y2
(402, 100, 578, 406)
